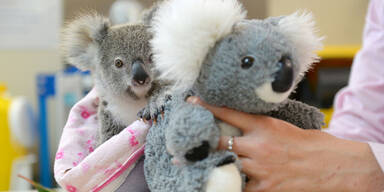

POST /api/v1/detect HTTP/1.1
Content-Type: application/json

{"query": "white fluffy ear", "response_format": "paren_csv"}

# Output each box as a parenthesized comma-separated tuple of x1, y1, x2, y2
(151, 0, 246, 91)
(278, 11, 324, 77)
(61, 13, 110, 71)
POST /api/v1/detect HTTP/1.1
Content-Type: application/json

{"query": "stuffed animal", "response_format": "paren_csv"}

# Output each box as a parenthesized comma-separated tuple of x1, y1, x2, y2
(62, 13, 160, 145)
(143, 0, 324, 191)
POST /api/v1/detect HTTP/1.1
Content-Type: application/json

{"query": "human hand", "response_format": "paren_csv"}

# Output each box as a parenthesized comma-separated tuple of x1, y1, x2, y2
(187, 96, 384, 192)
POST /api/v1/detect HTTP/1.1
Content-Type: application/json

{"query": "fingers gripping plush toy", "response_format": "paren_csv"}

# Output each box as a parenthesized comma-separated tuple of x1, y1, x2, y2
(62, 13, 158, 146)
(144, 0, 324, 191)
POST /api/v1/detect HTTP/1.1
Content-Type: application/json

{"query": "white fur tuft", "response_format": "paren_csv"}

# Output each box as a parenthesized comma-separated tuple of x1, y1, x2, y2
(205, 164, 242, 192)
(151, 0, 246, 91)
(255, 82, 292, 103)
(278, 11, 324, 77)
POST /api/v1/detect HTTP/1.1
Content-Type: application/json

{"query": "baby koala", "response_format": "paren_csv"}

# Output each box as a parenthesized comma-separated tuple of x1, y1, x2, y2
(62, 13, 156, 145)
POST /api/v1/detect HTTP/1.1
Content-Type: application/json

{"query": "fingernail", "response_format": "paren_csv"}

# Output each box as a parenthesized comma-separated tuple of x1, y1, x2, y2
(187, 96, 199, 104)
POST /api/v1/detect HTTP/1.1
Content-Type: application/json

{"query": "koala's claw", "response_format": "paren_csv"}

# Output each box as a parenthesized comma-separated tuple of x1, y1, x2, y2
(137, 93, 171, 122)
(165, 95, 172, 102)
(137, 104, 165, 122)
(145, 113, 152, 121)
(137, 108, 144, 118)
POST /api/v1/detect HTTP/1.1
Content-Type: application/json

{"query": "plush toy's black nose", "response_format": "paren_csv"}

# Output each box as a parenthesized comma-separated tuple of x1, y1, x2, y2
(272, 56, 293, 93)
(132, 60, 149, 85)
(185, 141, 210, 162)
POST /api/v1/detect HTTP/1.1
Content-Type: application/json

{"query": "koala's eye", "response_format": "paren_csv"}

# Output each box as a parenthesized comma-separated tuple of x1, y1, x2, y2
(114, 59, 124, 68)
(272, 56, 293, 93)
(241, 56, 254, 69)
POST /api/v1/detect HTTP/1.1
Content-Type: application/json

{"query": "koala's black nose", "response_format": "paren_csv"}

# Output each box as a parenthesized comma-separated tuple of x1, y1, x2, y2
(132, 60, 149, 85)
(185, 141, 210, 162)
(272, 56, 293, 93)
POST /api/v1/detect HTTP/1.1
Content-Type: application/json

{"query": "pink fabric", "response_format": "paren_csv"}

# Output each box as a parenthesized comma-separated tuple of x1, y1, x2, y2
(93, 146, 145, 192)
(326, 0, 384, 172)
(54, 88, 150, 192)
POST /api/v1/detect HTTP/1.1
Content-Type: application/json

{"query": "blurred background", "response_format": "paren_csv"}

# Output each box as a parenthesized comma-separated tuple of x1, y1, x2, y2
(0, 0, 369, 190)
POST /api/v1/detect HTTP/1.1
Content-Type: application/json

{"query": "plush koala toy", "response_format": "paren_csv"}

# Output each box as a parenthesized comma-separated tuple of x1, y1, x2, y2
(62, 13, 156, 145)
(143, 0, 324, 191)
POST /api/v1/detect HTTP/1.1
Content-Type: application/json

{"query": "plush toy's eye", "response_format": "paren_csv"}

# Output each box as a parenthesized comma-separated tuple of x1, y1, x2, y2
(241, 56, 254, 69)
(115, 58, 124, 68)
(272, 56, 293, 93)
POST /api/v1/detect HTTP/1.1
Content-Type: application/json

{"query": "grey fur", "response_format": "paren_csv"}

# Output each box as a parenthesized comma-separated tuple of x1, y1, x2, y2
(97, 104, 126, 143)
(165, 97, 221, 163)
(144, 12, 324, 192)
(145, 101, 240, 191)
(62, 13, 156, 145)
(195, 19, 299, 113)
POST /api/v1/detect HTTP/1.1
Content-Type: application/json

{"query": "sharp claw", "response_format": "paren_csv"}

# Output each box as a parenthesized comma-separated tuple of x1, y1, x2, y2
(137, 111, 142, 118)
(153, 113, 159, 123)
(145, 113, 151, 121)
(161, 105, 165, 112)
(165, 95, 172, 102)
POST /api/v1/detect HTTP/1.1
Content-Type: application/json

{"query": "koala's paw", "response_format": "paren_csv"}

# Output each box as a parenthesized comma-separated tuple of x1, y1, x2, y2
(137, 95, 172, 121)
(137, 104, 163, 122)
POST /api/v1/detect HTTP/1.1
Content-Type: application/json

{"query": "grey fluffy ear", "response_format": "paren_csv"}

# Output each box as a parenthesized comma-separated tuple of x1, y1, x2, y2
(141, 2, 161, 25)
(62, 13, 110, 71)
(151, 0, 246, 92)
(264, 16, 284, 25)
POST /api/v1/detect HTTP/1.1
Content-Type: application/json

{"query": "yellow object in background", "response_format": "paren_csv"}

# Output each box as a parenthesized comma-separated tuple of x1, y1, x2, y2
(320, 108, 334, 129)
(0, 84, 27, 190)
(0, 84, 6, 93)
(318, 45, 360, 59)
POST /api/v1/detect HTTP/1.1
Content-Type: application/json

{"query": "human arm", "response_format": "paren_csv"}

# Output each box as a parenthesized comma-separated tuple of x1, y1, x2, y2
(325, 0, 384, 174)
(54, 88, 149, 192)
(188, 96, 384, 192)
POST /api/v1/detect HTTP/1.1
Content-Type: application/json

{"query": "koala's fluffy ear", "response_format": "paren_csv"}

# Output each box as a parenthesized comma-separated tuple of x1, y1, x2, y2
(141, 3, 160, 25)
(152, 0, 246, 91)
(276, 12, 323, 76)
(62, 13, 110, 71)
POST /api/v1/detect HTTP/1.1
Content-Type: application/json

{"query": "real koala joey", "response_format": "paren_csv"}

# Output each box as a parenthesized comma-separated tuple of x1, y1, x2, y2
(62, 13, 160, 145)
